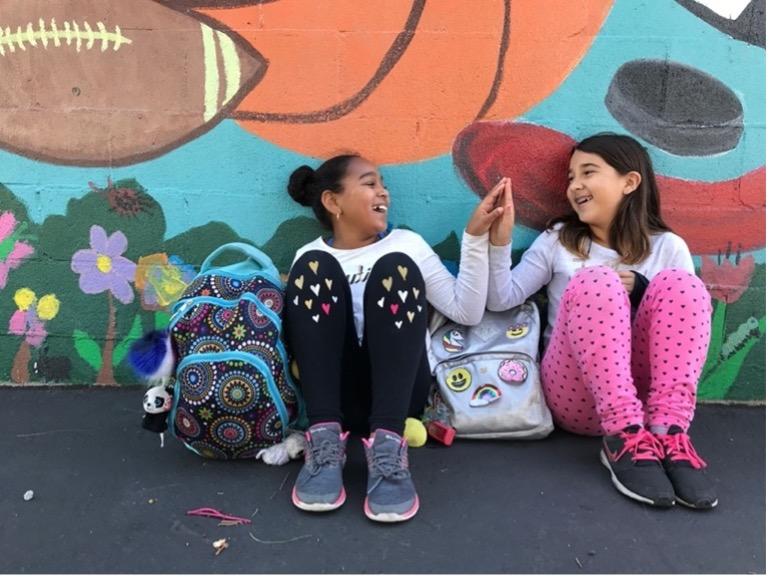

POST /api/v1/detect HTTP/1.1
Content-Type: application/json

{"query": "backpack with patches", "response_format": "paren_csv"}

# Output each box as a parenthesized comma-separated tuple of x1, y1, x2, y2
(425, 302, 553, 440)
(166, 243, 305, 459)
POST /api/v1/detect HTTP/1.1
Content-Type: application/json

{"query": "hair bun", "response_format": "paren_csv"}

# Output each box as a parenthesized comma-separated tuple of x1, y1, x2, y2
(287, 165, 316, 206)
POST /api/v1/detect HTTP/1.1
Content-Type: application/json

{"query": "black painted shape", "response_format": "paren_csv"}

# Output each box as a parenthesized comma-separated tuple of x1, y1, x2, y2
(605, 59, 743, 156)
(675, 0, 765, 48)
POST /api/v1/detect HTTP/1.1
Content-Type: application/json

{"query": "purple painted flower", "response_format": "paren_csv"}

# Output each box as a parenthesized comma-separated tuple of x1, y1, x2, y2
(71, 225, 137, 304)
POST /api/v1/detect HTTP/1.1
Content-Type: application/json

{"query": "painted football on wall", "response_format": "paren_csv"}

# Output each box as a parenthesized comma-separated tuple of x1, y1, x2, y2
(0, 0, 266, 166)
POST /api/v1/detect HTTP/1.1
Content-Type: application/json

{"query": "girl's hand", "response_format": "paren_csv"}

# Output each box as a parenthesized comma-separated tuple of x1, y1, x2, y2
(490, 177, 515, 246)
(465, 178, 507, 236)
(617, 270, 636, 294)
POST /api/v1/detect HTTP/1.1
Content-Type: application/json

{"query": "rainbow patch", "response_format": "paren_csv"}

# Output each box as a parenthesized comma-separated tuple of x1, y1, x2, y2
(469, 384, 501, 407)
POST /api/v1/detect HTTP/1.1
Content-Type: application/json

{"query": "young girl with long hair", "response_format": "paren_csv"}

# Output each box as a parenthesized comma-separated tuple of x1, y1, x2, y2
(284, 154, 505, 522)
(487, 134, 717, 509)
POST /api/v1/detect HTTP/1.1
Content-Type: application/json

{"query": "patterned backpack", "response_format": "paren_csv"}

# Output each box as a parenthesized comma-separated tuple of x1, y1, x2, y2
(425, 302, 553, 440)
(167, 243, 304, 459)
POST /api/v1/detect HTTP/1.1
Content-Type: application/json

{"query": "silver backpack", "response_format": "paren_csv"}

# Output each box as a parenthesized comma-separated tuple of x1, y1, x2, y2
(426, 302, 553, 440)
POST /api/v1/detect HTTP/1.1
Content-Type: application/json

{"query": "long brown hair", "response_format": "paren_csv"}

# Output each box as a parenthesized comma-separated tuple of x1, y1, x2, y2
(548, 133, 671, 264)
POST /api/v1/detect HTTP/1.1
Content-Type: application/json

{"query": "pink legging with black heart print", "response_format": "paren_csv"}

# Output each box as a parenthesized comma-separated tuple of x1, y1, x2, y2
(540, 266, 712, 436)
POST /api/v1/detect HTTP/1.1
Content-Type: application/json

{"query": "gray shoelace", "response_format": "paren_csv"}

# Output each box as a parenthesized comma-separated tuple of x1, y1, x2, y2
(371, 448, 410, 481)
(307, 439, 344, 475)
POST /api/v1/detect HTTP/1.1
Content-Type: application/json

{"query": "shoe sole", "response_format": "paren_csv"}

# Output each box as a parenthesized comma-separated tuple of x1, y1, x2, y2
(364, 495, 420, 523)
(675, 496, 719, 509)
(292, 486, 346, 512)
(599, 450, 675, 508)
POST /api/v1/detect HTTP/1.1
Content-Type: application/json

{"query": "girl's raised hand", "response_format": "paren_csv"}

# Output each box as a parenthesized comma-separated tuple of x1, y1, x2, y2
(490, 177, 515, 246)
(465, 177, 507, 236)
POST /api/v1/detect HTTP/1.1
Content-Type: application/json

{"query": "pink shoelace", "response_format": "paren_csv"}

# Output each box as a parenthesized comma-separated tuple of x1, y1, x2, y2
(615, 428, 665, 462)
(658, 431, 708, 469)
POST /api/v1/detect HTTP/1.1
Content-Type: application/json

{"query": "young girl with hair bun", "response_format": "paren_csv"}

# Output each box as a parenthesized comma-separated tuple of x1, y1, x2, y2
(284, 154, 505, 522)
(487, 133, 717, 510)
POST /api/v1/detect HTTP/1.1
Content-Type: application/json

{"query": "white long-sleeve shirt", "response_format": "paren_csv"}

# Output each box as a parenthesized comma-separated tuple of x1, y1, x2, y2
(294, 229, 489, 342)
(487, 224, 695, 344)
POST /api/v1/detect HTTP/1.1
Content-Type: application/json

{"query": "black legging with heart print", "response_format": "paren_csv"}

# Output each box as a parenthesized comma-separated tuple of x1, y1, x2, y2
(284, 250, 430, 434)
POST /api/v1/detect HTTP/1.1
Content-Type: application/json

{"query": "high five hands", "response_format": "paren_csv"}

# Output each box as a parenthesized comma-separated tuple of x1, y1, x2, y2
(465, 177, 515, 246)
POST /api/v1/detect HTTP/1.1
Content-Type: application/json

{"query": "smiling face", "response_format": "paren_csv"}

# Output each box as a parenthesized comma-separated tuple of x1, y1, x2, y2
(327, 157, 390, 241)
(567, 150, 638, 240)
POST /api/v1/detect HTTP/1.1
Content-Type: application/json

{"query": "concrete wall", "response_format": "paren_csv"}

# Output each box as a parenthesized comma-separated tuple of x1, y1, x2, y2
(0, 0, 764, 400)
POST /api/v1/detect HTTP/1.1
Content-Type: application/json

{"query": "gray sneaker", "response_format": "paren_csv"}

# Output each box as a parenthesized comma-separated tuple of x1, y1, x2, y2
(362, 429, 419, 523)
(291, 422, 348, 512)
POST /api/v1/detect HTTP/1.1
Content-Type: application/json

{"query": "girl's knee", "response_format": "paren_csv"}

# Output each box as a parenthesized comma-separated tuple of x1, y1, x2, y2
(647, 269, 711, 312)
(564, 265, 627, 305)
(370, 252, 424, 285)
(289, 250, 344, 280)
(650, 268, 707, 294)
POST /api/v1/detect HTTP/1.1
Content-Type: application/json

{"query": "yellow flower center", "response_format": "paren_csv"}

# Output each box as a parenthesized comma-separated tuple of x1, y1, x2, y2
(37, 294, 61, 321)
(13, 287, 36, 311)
(96, 254, 113, 273)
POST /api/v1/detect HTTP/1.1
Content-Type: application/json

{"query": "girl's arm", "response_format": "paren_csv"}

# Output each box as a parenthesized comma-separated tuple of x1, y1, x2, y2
(419, 231, 489, 326)
(487, 231, 553, 312)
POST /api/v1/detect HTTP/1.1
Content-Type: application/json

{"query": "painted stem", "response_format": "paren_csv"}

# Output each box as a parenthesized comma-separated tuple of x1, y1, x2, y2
(11, 341, 31, 384)
(96, 292, 117, 385)
(701, 300, 726, 379)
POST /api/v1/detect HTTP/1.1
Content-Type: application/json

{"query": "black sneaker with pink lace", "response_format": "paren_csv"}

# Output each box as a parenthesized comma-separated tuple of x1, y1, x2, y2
(655, 425, 718, 509)
(600, 425, 676, 508)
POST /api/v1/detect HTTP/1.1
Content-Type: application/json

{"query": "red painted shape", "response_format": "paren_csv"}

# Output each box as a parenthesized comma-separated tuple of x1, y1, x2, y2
(453, 121, 765, 253)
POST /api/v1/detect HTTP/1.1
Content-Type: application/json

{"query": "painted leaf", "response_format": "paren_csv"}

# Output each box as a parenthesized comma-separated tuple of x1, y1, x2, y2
(113, 315, 144, 367)
(73, 330, 102, 372)
(699, 316, 765, 399)
(154, 311, 171, 331)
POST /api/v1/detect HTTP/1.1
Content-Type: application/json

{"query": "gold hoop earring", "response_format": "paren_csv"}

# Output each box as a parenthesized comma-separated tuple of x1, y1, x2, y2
(335, 212, 341, 221)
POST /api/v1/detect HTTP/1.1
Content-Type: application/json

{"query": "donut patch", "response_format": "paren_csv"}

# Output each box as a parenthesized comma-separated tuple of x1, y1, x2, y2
(497, 359, 528, 384)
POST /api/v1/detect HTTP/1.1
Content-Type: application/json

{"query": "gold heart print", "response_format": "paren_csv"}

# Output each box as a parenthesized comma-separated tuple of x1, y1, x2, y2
(382, 277, 393, 292)
(294, 275, 304, 290)
(308, 261, 319, 274)
(397, 265, 408, 281)
(304, 299, 313, 309)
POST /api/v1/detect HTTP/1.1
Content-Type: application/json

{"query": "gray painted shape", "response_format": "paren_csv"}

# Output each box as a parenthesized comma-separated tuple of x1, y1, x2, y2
(605, 59, 744, 156)
(675, 0, 765, 48)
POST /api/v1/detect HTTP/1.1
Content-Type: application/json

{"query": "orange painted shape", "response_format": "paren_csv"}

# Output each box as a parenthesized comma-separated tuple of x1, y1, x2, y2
(200, 1, 410, 113)
(213, 0, 612, 162)
(483, 0, 615, 120)
(230, 0, 506, 163)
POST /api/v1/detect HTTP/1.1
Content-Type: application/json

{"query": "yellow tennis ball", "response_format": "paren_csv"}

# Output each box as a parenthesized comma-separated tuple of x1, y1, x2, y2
(404, 417, 427, 448)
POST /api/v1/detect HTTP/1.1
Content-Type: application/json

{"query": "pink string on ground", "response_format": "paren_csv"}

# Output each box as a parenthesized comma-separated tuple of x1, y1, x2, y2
(186, 507, 252, 525)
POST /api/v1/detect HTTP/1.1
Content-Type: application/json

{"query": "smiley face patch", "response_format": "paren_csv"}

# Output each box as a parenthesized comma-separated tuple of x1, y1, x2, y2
(505, 323, 529, 339)
(445, 367, 472, 392)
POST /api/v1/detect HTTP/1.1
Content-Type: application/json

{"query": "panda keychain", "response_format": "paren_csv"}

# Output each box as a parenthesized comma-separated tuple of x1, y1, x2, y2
(142, 384, 174, 447)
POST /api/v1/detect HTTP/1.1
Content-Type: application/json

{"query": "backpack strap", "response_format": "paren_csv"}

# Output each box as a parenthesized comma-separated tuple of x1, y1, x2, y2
(200, 242, 280, 282)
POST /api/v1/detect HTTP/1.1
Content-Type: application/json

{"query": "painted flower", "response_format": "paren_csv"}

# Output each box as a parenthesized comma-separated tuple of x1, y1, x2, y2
(700, 248, 755, 304)
(0, 211, 34, 289)
(135, 253, 196, 310)
(71, 225, 137, 304)
(233, 324, 247, 340)
(8, 288, 60, 347)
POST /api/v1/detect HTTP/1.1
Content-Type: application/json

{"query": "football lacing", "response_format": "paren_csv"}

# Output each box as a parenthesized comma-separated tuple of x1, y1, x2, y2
(0, 18, 132, 56)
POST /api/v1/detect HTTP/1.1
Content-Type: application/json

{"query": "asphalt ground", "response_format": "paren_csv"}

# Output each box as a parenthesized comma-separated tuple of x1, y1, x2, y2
(0, 388, 765, 574)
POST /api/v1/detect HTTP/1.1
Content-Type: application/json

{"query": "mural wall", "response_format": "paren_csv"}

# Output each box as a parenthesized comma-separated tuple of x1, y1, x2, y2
(0, 0, 765, 400)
